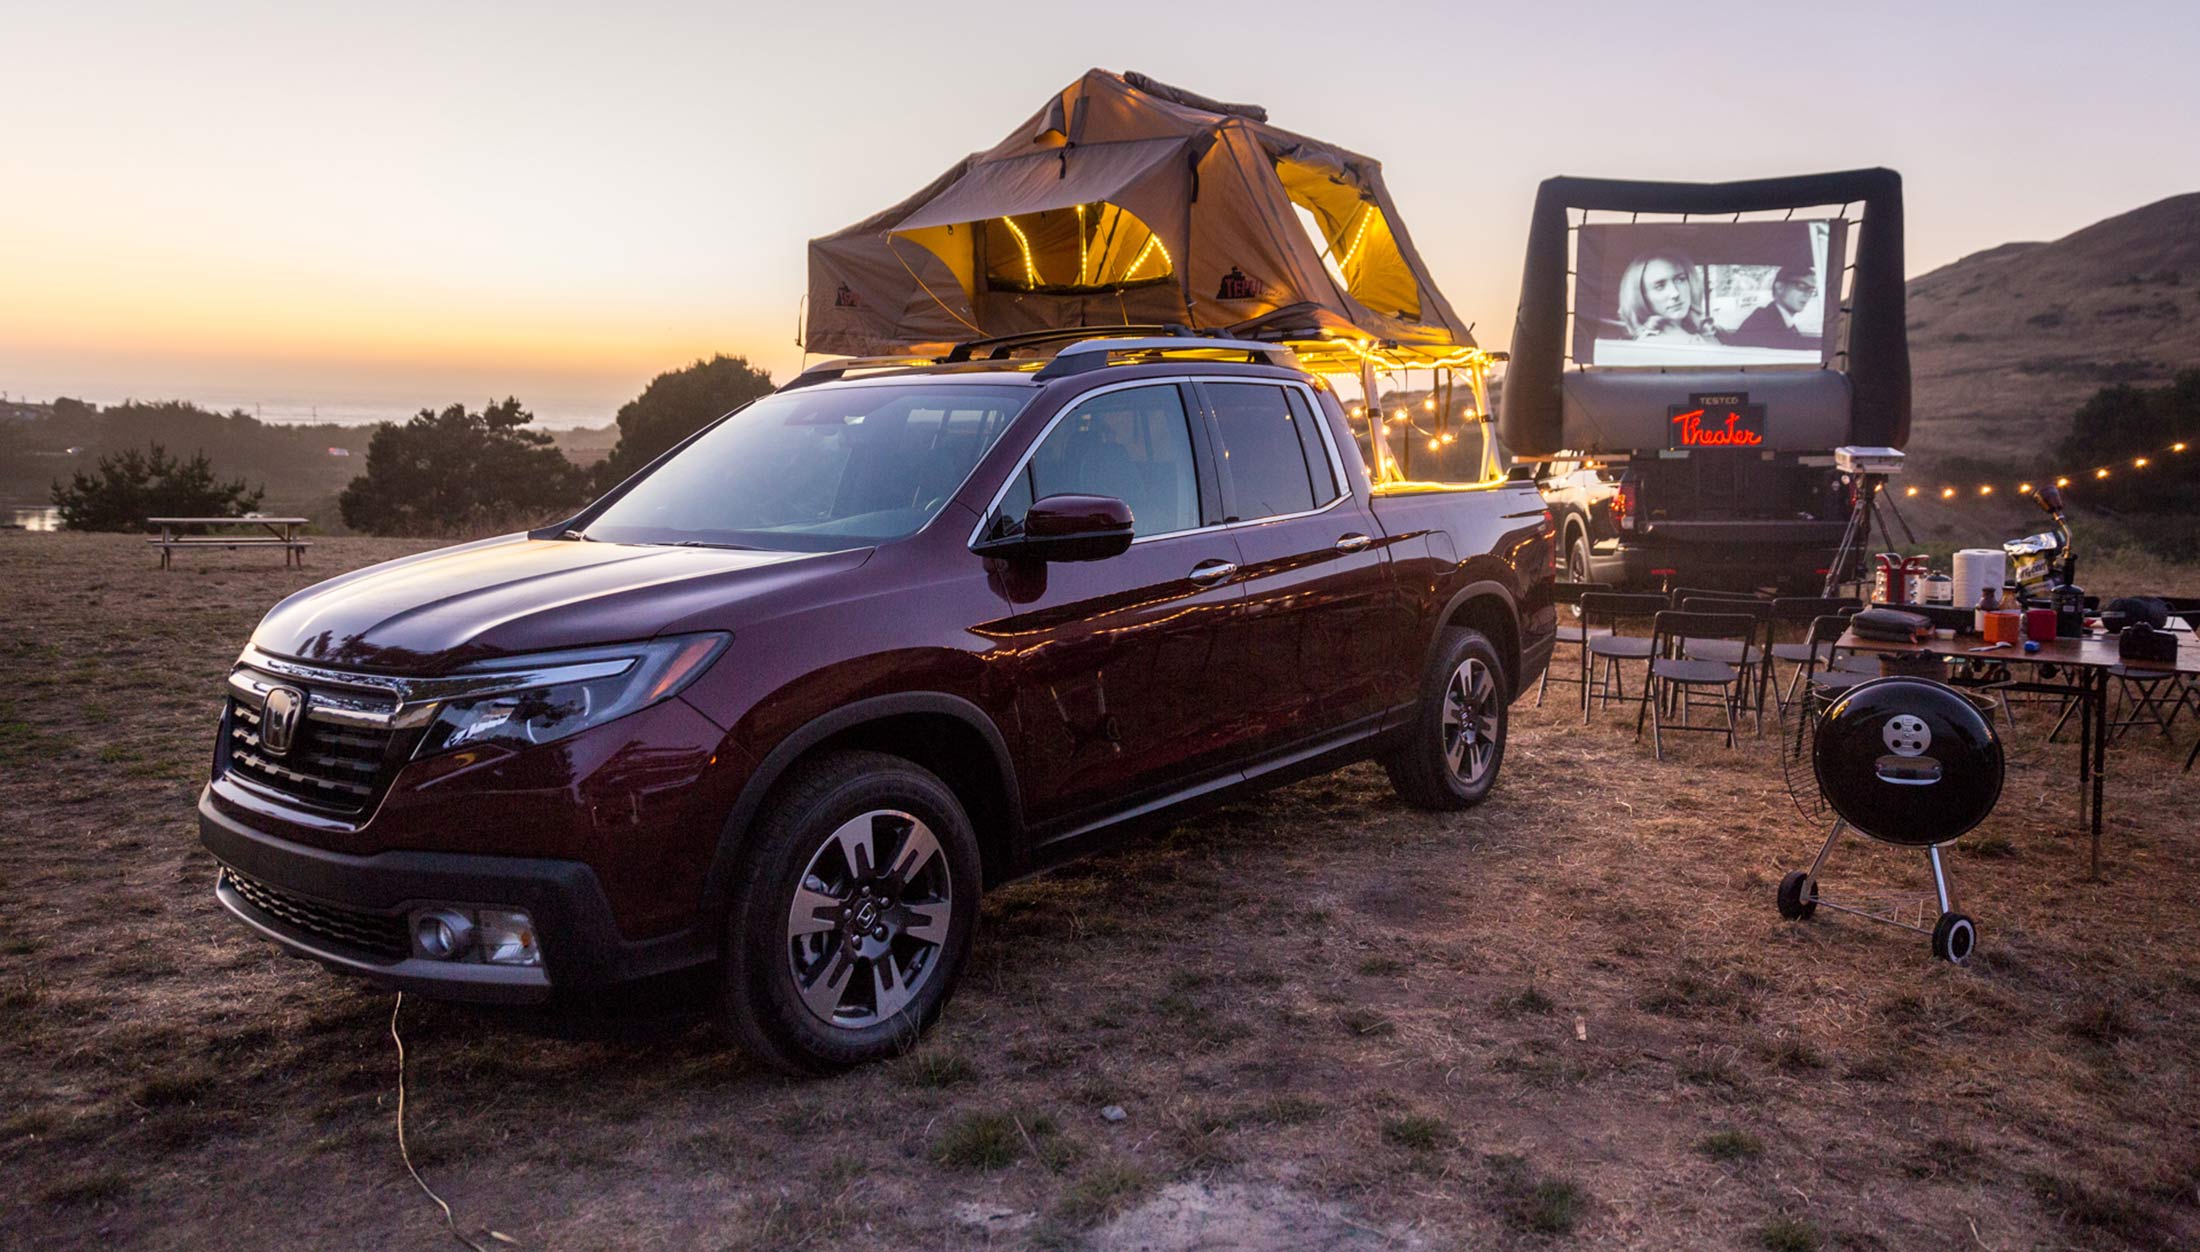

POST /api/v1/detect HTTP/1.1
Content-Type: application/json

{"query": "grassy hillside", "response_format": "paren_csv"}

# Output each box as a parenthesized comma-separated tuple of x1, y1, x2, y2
(1906, 192, 2200, 466)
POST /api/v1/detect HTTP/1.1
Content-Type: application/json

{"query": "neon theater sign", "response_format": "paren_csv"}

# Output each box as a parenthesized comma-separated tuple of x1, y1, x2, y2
(1667, 393, 1767, 448)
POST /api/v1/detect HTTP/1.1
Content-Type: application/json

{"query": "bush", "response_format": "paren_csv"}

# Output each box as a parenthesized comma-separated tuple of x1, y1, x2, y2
(338, 398, 588, 536)
(597, 354, 775, 488)
(51, 444, 262, 531)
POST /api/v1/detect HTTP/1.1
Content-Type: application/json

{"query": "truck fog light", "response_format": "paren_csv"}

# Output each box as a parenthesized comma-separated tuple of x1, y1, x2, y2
(414, 909, 475, 960)
(476, 909, 541, 967)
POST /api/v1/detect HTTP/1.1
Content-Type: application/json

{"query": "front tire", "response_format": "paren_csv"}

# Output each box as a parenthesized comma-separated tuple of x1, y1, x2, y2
(1384, 627, 1510, 810)
(718, 750, 981, 1073)
(1566, 530, 1591, 586)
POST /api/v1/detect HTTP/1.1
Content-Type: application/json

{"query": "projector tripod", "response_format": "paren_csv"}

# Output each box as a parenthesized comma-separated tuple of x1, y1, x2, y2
(1777, 819, 1978, 964)
(1823, 474, 1918, 599)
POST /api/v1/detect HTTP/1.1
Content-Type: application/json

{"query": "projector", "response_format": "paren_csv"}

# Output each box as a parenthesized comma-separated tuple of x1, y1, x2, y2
(1835, 446, 1906, 475)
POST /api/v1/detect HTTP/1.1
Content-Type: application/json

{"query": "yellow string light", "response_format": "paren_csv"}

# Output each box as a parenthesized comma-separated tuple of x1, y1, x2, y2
(2096, 467, 2110, 479)
(1338, 207, 1374, 269)
(1001, 216, 1040, 288)
(1124, 231, 1172, 281)
(2018, 482, 2033, 494)
(2134, 457, 2149, 468)
(1941, 487, 1957, 499)
(1978, 484, 1993, 495)
(1911, 433, 2189, 502)
(2056, 476, 2071, 487)
(1074, 204, 1088, 285)
(2175, 442, 2189, 453)
(1905, 485, 1920, 497)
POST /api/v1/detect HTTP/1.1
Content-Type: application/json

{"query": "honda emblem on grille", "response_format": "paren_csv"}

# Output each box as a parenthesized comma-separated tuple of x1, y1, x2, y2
(260, 686, 306, 756)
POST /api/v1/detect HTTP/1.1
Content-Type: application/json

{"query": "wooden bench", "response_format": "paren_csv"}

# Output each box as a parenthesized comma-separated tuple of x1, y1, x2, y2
(146, 516, 311, 569)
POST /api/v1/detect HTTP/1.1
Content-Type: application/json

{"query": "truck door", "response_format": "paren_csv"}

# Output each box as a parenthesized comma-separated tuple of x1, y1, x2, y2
(1193, 379, 1399, 752)
(971, 380, 1248, 828)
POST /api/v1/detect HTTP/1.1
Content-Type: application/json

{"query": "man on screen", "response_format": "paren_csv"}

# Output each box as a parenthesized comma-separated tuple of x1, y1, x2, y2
(1731, 267, 1818, 349)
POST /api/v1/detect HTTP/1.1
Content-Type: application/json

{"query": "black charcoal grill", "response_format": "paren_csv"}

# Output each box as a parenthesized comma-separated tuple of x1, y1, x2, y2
(1776, 676, 2004, 963)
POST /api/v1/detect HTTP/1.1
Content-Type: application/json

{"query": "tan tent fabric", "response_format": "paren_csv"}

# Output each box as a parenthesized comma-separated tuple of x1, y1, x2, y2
(804, 69, 1471, 360)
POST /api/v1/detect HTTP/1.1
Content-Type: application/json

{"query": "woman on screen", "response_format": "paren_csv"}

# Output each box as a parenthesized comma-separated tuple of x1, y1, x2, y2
(1617, 252, 1721, 345)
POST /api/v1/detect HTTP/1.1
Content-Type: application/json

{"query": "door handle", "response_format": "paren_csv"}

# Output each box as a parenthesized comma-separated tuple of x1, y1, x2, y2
(1188, 560, 1238, 585)
(1336, 533, 1374, 553)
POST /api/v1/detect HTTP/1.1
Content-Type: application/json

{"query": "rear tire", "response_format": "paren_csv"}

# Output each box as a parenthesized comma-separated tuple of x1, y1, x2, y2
(1384, 627, 1509, 810)
(1566, 530, 1591, 586)
(718, 750, 981, 1073)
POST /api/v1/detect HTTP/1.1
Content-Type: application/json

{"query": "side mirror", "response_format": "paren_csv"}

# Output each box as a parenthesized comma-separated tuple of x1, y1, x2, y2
(974, 493, 1134, 563)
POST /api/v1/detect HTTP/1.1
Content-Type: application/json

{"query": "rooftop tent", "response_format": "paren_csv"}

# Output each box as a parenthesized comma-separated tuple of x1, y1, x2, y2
(804, 69, 1475, 366)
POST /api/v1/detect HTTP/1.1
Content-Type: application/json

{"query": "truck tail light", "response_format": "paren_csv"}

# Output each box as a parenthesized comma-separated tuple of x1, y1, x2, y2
(1613, 481, 1638, 532)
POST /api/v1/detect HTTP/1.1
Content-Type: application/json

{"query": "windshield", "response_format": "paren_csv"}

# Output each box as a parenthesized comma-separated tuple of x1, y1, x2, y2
(581, 383, 1033, 552)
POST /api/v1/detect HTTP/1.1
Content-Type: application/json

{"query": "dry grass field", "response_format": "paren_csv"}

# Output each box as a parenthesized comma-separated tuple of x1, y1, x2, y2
(4, 532, 2198, 1251)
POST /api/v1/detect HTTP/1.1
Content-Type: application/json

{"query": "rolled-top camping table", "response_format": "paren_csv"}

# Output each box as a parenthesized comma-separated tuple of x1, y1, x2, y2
(1836, 627, 2199, 879)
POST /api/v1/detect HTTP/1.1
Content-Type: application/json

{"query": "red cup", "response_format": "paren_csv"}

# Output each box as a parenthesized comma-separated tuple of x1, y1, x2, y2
(2025, 608, 2057, 643)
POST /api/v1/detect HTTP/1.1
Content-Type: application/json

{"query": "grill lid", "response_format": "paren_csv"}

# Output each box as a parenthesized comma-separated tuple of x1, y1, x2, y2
(1812, 677, 2003, 846)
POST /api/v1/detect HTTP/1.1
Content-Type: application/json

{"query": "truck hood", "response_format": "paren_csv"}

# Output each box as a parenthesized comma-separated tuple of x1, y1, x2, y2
(250, 535, 869, 673)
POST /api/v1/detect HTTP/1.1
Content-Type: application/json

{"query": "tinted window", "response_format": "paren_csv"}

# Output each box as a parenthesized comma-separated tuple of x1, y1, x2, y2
(1283, 388, 1341, 507)
(584, 383, 1029, 552)
(1207, 383, 1318, 520)
(989, 384, 1201, 540)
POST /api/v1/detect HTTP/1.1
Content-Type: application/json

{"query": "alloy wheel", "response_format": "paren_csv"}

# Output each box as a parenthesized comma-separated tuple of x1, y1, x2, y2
(1442, 656, 1500, 786)
(785, 809, 953, 1028)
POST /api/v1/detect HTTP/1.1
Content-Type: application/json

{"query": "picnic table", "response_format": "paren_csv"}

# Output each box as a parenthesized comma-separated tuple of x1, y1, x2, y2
(146, 516, 311, 569)
(1837, 625, 2199, 879)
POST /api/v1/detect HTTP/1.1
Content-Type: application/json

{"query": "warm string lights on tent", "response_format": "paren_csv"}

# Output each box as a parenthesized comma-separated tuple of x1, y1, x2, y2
(1897, 439, 2191, 502)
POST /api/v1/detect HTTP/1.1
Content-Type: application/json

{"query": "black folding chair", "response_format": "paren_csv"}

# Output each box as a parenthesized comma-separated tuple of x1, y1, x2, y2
(2105, 665, 2189, 741)
(1636, 610, 1755, 759)
(1578, 592, 1667, 723)
(1682, 596, 1775, 733)
(1769, 597, 1862, 709)
(1668, 586, 1761, 607)
(1795, 614, 1880, 713)
(1536, 580, 1611, 708)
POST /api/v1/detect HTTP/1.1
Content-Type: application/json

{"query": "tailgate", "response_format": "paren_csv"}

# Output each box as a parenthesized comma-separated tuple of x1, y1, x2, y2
(1633, 451, 1845, 524)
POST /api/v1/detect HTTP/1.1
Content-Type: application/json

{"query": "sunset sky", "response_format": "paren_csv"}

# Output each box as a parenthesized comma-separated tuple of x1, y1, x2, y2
(5, 0, 2195, 425)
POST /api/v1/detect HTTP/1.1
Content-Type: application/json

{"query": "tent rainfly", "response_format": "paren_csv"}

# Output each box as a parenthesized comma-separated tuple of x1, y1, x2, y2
(804, 69, 1480, 376)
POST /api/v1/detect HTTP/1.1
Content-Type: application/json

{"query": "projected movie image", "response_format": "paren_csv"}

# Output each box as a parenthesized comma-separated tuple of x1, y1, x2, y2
(1574, 220, 1845, 367)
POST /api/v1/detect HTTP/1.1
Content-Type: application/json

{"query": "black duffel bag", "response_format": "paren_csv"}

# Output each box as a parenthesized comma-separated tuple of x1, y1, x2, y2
(1850, 607, 1934, 643)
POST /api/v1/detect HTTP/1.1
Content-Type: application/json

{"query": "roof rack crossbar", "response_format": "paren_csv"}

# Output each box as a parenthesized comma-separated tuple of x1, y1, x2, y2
(1034, 336, 1301, 380)
(944, 324, 1206, 362)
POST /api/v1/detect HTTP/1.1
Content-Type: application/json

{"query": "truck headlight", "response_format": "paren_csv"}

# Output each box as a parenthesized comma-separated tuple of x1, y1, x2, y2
(413, 633, 727, 758)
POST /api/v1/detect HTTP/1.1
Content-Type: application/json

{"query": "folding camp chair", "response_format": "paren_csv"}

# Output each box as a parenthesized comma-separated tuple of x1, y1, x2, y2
(1769, 597, 1862, 709)
(1789, 614, 1880, 714)
(2105, 665, 2189, 741)
(1578, 592, 1667, 724)
(1536, 580, 1610, 708)
(1636, 609, 1755, 759)
(1682, 596, 1775, 733)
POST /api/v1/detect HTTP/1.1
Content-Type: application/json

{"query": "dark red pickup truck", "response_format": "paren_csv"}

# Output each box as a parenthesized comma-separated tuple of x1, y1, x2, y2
(201, 336, 1555, 1070)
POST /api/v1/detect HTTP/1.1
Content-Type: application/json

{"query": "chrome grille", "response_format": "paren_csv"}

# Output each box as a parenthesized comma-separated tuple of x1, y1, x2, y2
(220, 867, 410, 961)
(225, 696, 398, 814)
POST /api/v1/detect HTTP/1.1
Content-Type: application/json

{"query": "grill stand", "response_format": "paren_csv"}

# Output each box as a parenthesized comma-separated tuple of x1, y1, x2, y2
(1778, 820, 1978, 963)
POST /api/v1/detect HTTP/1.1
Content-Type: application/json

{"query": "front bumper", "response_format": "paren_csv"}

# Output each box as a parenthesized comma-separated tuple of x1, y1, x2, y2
(200, 788, 713, 1004)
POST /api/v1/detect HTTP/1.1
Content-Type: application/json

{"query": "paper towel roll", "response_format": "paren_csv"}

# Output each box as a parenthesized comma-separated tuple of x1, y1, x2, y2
(1952, 548, 2007, 610)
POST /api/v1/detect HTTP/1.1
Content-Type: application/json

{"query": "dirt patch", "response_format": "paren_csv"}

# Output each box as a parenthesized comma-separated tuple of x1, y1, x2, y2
(1090, 1182, 1416, 1251)
(3, 531, 2199, 1249)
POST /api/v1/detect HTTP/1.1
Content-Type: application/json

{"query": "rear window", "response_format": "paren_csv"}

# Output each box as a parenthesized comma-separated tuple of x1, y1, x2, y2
(1205, 382, 1322, 521)
(583, 383, 1031, 551)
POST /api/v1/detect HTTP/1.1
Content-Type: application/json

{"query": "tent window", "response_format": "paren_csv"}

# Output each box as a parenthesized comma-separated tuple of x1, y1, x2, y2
(982, 203, 1174, 294)
(1274, 156, 1422, 323)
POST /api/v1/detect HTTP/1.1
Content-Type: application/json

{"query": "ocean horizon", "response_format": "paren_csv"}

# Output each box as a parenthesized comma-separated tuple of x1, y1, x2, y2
(6, 384, 620, 430)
